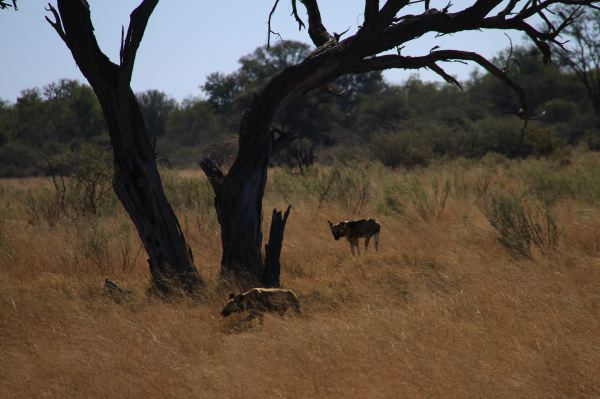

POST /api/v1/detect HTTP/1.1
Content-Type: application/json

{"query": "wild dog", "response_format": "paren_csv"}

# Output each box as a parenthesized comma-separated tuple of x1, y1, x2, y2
(328, 218, 380, 255)
(220, 288, 301, 323)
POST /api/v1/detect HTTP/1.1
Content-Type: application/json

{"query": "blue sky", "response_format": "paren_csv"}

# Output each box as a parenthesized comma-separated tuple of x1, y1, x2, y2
(0, 1, 531, 103)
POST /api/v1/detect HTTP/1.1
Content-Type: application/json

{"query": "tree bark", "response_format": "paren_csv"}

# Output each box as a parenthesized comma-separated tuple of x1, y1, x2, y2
(103, 87, 202, 294)
(48, 0, 202, 294)
(263, 205, 292, 288)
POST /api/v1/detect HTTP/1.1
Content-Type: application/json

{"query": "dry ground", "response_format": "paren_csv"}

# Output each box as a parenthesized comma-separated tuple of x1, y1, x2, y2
(0, 154, 599, 398)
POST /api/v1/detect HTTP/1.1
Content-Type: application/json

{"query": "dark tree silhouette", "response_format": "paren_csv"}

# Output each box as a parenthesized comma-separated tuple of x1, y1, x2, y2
(46, 0, 202, 294)
(201, 0, 600, 286)
(0, 0, 16, 10)
(554, 5, 600, 118)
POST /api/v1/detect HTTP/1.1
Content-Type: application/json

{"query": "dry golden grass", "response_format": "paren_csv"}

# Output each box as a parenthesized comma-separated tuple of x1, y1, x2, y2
(1, 154, 599, 398)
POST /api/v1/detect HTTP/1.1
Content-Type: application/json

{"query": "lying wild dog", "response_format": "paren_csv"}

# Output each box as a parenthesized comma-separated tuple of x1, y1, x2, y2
(220, 288, 301, 323)
(328, 218, 380, 255)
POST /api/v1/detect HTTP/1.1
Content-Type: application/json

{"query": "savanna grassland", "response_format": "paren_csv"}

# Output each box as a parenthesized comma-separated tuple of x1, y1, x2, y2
(1, 152, 599, 398)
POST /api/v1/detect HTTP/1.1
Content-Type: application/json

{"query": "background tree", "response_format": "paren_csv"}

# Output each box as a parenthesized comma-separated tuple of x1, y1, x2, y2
(554, 6, 600, 120)
(201, 0, 599, 286)
(136, 90, 176, 141)
(45, 0, 202, 294)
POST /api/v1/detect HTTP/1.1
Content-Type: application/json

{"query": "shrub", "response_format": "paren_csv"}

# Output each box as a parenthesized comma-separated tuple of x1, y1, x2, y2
(369, 130, 431, 168)
(46, 142, 115, 217)
(583, 128, 600, 151)
(402, 175, 450, 221)
(481, 192, 561, 257)
(0, 142, 40, 177)
(461, 118, 564, 159)
(329, 161, 372, 213)
(299, 161, 372, 213)
(381, 174, 451, 221)
(378, 184, 406, 215)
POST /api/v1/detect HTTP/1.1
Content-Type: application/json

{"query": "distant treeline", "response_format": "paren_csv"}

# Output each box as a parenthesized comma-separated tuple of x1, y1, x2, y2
(0, 41, 598, 177)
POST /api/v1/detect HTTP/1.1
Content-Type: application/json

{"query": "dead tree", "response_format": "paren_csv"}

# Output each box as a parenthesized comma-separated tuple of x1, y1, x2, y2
(46, 0, 202, 294)
(201, 0, 598, 286)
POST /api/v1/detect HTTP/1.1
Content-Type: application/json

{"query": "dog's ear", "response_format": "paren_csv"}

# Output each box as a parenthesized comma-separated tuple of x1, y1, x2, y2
(229, 293, 235, 300)
(327, 220, 333, 227)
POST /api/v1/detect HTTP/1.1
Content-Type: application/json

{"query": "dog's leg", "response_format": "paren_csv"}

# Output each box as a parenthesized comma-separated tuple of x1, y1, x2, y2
(353, 239, 360, 255)
(244, 310, 263, 322)
(374, 231, 380, 251)
(365, 235, 371, 252)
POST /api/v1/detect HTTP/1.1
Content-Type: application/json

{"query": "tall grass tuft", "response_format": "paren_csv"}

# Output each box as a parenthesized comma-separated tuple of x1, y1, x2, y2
(481, 192, 562, 257)
(382, 174, 451, 221)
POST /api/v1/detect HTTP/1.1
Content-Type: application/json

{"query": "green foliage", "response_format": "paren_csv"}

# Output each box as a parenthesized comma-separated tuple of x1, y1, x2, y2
(136, 90, 176, 139)
(583, 128, 600, 151)
(369, 130, 430, 168)
(0, 141, 40, 177)
(0, 42, 596, 176)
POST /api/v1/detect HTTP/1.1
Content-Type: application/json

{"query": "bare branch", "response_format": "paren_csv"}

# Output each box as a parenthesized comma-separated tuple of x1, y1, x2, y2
(0, 0, 16, 10)
(121, 0, 159, 82)
(429, 63, 462, 89)
(498, 0, 519, 18)
(291, 0, 306, 30)
(44, 3, 67, 43)
(299, 0, 333, 46)
(120, 25, 125, 65)
(364, 0, 380, 24)
(352, 50, 529, 115)
(267, 0, 283, 49)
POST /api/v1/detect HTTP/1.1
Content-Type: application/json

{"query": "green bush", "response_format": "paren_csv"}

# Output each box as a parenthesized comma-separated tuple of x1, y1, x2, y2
(583, 128, 600, 151)
(0, 142, 40, 177)
(369, 130, 431, 168)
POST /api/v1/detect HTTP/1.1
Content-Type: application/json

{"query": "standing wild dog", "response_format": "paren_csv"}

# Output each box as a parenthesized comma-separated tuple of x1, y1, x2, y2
(220, 288, 301, 323)
(328, 218, 380, 255)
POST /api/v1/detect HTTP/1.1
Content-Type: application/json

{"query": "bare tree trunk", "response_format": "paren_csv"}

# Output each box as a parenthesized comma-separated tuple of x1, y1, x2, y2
(201, 38, 339, 286)
(101, 87, 202, 294)
(201, 119, 273, 285)
(264, 206, 292, 288)
(47, 0, 201, 294)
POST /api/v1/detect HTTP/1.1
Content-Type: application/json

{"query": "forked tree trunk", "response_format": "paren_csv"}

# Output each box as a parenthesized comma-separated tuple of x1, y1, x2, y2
(48, 0, 201, 294)
(202, 57, 340, 285)
(201, 122, 274, 285)
(198, 27, 350, 284)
